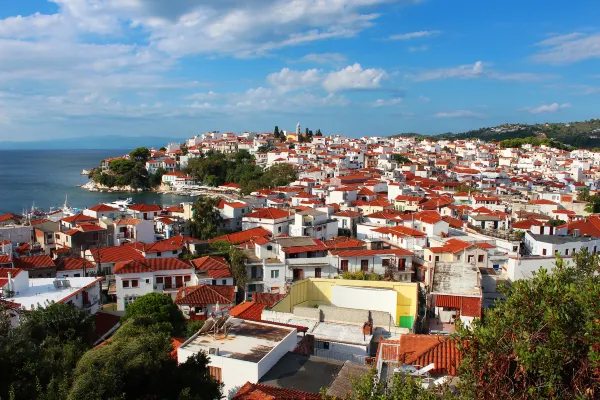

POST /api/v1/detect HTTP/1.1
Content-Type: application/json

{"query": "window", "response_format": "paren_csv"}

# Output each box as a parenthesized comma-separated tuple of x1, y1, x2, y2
(267, 245, 273, 251)
(315, 268, 322, 278)
(74, 273, 81, 277)
(478, 255, 485, 263)
(428, 255, 432, 261)
(542, 248, 547, 256)
(131, 279, 139, 288)
(341, 260, 349, 272)
(222, 279, 227, 285)
(278, 226, 282, 233)
(435, 256, 440, 262)
(123, 280, 130, 288)
(271, 270, 279, 279)
(156, 277, 164, 284)
(172, 250, 177, 255)
(513, 246, 518, 252)
(212, 279, 217, 286)
(157, 252, 162, 257)
(146, 279, 150, 284)
(565, 249, 569, 255)
(361, 259, 369, 272)
(316, 341, 330, 350)
(382, 259, 390, 268)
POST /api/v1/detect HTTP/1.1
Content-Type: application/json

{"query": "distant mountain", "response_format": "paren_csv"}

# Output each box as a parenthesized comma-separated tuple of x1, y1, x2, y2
(392, 119, 600, 149)
(0, 135, 187, 150)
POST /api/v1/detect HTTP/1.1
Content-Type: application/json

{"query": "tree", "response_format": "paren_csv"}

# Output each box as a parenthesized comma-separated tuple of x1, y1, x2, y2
(584, 194, 600, 214)
(129, 147, 151, 163)
(159, 146, 167, 151)
(548, 218, 566, 227)
(180, 144, 189, 156)
(454, 184, 481, 194)
(315, 128, 322, 137)
(209, 240, 232, 253)
(456, 249, 600, 399)
(190, 196, 224, 240)
(341, 368, 453, 399)
(122, 292, 185, 336)
(69, 318, 222, 400)
(229, 247, 248, 293)
(0, 303, 94, 400)
(578, 186, 591, 202)
(262, 163, 298, 187)
(273, 126, 280, 139)
(391, 154, 411, 164)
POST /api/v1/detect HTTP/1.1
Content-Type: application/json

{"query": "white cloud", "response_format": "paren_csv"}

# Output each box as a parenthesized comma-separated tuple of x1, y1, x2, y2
(410, 61, 551, 82)
(267, 68, 322, 93)
(408, 45, 428, 52)
(372, 98, 402, 107)
(388, 30, 440, 40)
(417, 95, 430, 102)
(434, 110, 485, 118)
(411, 61, 484, 81)
(533, 32, 600, 64)
(297, 52, 347, 65)
(521, 103, 571, 114)
(323, 63, 387, 92)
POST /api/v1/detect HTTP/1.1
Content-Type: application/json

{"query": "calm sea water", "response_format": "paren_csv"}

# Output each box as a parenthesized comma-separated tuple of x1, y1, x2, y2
(0, 150, 191, 214)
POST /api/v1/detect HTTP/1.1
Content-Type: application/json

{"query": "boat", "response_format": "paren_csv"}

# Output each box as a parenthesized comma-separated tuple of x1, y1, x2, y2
(104, 197, 134, 211)
(61, 194, 78, 217)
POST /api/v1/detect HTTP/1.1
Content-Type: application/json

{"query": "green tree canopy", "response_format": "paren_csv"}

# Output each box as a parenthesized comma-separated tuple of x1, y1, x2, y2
(0, 303, 94, 400)
(129, 147, 151, 163)
(578, 186, 591, 202)
(122, 292, 185, 336)
(190, 195, 225, 240)
(456, 249, 600, 399)
(391, 153, 411, 164)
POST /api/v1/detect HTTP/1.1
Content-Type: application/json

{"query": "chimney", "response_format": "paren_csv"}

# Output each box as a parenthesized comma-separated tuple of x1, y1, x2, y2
(7, 272, 12, 294)
(362, 321, 373, 336)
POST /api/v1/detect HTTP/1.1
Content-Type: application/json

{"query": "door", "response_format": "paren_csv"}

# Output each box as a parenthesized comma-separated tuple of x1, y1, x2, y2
(361, 259, 369, 272)
(340, 260, 349, 272)
(398, 258, 406, 271)
(315, 268, 322, 278)
(293, 269, 303, 281)
(175, 276, 183, 288)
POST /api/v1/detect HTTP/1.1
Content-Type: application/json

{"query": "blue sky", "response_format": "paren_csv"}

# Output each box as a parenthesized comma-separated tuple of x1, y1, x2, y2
(0, 0, 599, 141)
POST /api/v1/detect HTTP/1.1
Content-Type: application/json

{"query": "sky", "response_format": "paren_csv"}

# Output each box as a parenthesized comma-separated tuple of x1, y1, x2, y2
(0, 0, 599, 142)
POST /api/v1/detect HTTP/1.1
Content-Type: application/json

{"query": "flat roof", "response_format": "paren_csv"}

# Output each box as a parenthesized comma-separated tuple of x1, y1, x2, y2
(7, 277, 101, 310)
(529, 233, 595, 245)
(260, 352, 344, 394)
(432, 263, 481, 297)
(180, 319, 294, 363)
(310, 322, 373, 346)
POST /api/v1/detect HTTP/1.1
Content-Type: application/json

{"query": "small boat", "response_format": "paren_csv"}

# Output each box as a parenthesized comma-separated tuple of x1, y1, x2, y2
(61, 194, 77, 217)
(104, 197, 134, 211)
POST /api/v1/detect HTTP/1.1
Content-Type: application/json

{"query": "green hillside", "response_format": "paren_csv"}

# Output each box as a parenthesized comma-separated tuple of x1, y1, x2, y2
(392, 119, 600, 149)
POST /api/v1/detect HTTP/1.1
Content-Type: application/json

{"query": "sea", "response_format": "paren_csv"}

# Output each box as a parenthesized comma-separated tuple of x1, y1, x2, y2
(0, 150, 192, 215)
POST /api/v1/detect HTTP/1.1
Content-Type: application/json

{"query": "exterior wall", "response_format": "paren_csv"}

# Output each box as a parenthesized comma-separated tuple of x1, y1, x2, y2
(242, 219, 291, 235)
(330, 285, 397, 322)
(505, 256, 574, 281)
(0, 225, 32, 245)
(524, 232, 600, 257)
(62, 281, 102, 314)
(270, 278, 419, 329)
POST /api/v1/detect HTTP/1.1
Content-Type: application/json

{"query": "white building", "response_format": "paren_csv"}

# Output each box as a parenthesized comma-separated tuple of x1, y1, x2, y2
(242, 208, 294, 236)
(289, 209, 338, 240)
(177, 318, 297, 398)
(1, 268, 102, 325)
(114, 258, 198, 311)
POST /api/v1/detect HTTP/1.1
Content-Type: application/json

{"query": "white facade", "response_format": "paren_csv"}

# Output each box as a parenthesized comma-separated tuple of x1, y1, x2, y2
(177, 319, 297, 398)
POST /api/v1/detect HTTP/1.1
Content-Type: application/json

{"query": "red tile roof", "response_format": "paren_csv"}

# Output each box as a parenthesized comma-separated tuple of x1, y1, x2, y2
(253, 292, 286, 307)
(57, 257, 95, 271)
(191, 256, 232, 279)
(90, 245, 145, 263)
(244, 208, 293, 220)
(87, 204, 119, 212)
(128, 204, 162, 212)
(175, 284, 235, 306)
(233, 382, 321, 400)
(0, 213, 24, 223)
(61, 213, 97, 224)
(281, 239, 329, 254)
(330, 248, 414, 257)
(229, 302, 266, 320)
(376, 335, 461, 376)
(114, 258, 192, 274)
(436, 294, 482, 317)
(13, 255, 55, 269)
(0, 267, 24, 278)
(209, 227, 272, 244)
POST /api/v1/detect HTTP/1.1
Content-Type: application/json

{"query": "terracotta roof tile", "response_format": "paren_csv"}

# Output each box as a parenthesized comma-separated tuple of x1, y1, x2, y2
(175, 284, 235, 306)
(13, 255, 55, 269)
(114, 258, 192, 274)
(233, 382, 321, 400)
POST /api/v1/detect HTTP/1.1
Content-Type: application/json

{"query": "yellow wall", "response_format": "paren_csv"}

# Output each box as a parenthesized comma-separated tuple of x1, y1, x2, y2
(271, 278, 419, 327)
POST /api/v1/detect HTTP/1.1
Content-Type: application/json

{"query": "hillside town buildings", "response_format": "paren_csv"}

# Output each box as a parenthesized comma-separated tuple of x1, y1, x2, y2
(2, 128, 600, 398)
